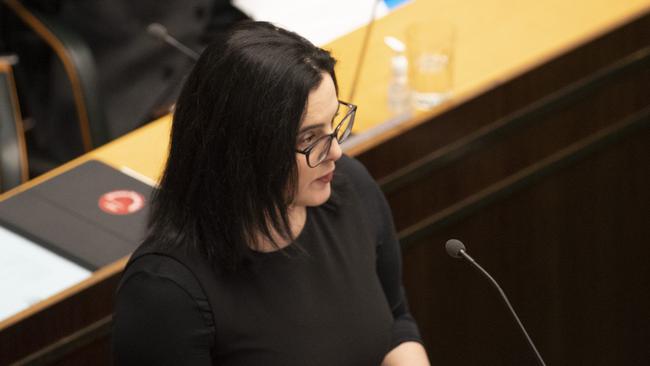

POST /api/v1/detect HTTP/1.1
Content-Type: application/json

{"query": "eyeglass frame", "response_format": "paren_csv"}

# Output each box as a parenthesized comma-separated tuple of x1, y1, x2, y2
(295, 100, 357, 168)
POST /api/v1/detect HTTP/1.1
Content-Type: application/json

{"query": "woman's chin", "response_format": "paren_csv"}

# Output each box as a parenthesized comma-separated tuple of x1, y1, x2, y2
(298, 183, 331, 207)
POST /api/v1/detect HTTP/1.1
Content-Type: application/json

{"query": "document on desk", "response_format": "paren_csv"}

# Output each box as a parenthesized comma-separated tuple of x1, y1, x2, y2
(233, 0, 411, 46)
(0, 225, 91, 322)
(0, 159, 153, 323)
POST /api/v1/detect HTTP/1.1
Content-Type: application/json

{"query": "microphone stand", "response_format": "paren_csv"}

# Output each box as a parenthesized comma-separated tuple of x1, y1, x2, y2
(458, 249, 547, 366)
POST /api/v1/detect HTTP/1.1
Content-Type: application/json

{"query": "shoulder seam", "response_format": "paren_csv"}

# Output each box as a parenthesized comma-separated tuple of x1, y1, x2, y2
(120, 270, 214, 332)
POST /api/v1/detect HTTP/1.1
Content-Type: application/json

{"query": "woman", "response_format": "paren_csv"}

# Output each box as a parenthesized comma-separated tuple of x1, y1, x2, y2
(113, 21, 430, 366)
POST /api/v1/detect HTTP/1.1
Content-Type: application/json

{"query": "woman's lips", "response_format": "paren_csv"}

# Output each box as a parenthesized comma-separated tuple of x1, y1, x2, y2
(316, 171, 334, 184)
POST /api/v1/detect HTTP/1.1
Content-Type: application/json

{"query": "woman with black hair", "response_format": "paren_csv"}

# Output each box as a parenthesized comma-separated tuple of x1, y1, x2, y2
(113, 21, 430, 366)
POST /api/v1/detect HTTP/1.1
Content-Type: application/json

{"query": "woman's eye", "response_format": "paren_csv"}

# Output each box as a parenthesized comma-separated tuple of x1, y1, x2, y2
(304, 134, 314, 143)
(300, 133, 316, 146)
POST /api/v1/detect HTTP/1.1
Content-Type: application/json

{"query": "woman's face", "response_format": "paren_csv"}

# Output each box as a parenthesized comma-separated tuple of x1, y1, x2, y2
(293, 72, 342, 208)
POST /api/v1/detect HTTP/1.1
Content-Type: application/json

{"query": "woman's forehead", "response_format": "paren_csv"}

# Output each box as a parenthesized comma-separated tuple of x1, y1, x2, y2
(302, 73, 339, 128)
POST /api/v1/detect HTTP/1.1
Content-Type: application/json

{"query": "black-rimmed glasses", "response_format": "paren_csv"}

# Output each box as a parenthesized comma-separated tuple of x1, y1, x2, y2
(296, 100, 356, 168)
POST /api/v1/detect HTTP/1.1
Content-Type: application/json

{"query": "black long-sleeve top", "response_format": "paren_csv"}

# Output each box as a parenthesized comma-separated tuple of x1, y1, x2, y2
(113, 156, 422, 365)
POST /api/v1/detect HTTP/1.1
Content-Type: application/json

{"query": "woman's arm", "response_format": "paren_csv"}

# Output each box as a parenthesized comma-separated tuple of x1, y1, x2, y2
(341, 156, 431, 364)
(382, 341, 431, 366)
(113, 266, 214, 366)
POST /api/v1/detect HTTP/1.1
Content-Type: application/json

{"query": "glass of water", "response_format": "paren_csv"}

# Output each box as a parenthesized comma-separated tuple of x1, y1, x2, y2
(407, 19, 455, 110)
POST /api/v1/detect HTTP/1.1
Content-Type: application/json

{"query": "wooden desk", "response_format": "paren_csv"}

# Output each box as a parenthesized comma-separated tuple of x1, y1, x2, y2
(1, 1, 649, 364)
(334, 0, 650, 138)
(0, 117, 172, 365)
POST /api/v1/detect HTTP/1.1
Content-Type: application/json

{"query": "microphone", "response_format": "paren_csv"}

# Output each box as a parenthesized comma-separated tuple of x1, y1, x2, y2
(147, 23, 200, 61)
(445, 239, 547, 366)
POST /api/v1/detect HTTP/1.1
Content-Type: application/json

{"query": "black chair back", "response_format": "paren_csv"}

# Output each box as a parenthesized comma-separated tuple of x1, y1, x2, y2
(0, 55, 28, 192)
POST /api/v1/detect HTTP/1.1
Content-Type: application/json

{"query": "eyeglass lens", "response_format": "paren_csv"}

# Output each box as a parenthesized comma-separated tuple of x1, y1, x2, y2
(308, 106, 354, 167)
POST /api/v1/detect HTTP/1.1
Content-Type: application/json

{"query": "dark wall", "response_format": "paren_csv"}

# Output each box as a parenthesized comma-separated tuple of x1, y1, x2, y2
(357, 12, 650, 366)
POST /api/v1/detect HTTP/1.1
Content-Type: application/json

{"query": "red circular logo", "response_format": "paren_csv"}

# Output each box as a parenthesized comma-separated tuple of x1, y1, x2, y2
(98, 190, 145, 215)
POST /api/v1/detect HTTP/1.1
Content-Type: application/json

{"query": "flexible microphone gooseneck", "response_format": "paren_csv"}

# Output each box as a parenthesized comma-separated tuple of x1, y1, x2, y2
(445, 239, 547, 366)
(147, 23, 200, 61)
(348, 0, 383, 103)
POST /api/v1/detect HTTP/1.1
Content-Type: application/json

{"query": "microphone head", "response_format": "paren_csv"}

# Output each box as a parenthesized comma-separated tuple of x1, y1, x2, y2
(445, 239, 466, 258)
(147, 23, 168, 40)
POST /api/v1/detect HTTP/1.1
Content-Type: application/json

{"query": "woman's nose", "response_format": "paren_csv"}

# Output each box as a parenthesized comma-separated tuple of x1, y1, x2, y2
(328, 136, 343, 162)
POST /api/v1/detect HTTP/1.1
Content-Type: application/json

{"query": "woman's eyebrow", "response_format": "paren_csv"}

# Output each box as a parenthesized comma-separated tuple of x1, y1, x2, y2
(299, 123, 326, 134)
(299, 103, 340, 133)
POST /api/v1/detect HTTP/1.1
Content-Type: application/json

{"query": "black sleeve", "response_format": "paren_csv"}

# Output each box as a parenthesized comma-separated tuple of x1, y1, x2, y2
(112, 257, 214, 366)
(339, 155, 423, 349)
(373, 186, 424, 349)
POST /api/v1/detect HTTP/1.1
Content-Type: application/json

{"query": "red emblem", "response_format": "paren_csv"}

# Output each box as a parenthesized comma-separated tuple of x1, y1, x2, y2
(98, 190, 145, 215)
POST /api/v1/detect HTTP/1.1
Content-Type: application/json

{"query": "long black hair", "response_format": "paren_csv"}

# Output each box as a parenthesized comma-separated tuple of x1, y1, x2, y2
(146, 21, 338, 271)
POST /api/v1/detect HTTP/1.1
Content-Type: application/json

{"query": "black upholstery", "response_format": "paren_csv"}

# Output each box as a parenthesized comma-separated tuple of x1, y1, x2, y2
(4, 0, 108, 153)
(0, 56, 28, 192)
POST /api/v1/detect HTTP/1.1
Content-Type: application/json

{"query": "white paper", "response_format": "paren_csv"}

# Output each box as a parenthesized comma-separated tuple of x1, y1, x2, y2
(233, 0, 394, 46)
(0, 225, 91, 322)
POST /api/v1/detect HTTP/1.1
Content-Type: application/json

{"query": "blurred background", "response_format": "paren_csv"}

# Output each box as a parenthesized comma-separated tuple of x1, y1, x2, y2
(1, 0, 649, 365)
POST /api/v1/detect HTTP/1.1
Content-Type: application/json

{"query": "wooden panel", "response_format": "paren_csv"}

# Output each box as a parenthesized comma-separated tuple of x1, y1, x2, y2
(351, 10, 650, 366)
(357, 12, 650, 180)
(0, 271, 119, 365)
(401, 125, 650, 365)
(387, 49, 650, 234)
